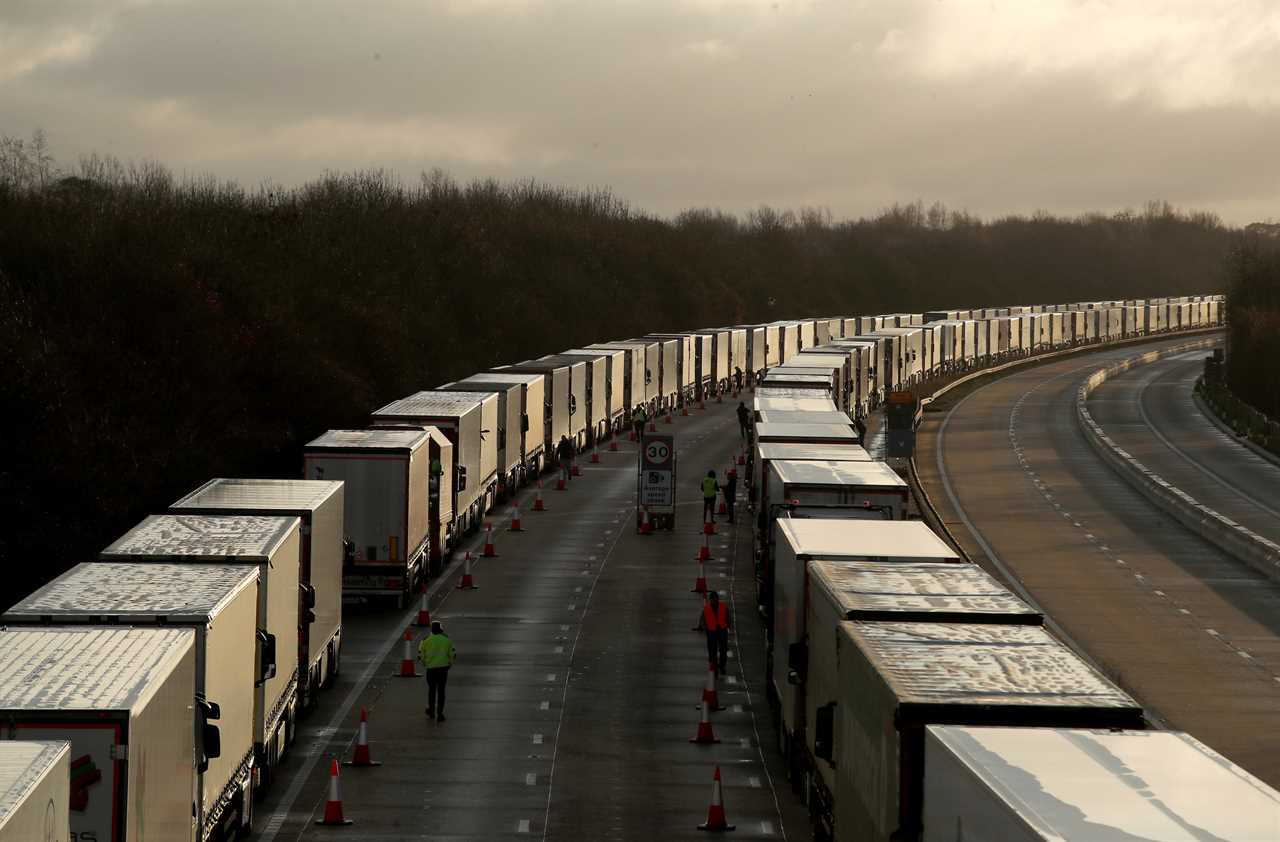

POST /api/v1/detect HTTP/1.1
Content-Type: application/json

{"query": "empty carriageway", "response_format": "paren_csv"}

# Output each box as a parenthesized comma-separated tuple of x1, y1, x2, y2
(916, 332, 1280, 790)
(250, 398, 807, 841)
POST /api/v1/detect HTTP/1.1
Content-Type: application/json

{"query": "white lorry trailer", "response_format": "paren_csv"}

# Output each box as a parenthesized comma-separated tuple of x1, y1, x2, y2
(453, 372, 546, 479)
(169, 478, 344, 712)
(0, 627, 200, 842)
(437, 379, 524, 492)
(0, 740, 70, 842)
(4, 563, 262, 840)
(100, 514, 301, 784)
(923, 726, 1280, 841)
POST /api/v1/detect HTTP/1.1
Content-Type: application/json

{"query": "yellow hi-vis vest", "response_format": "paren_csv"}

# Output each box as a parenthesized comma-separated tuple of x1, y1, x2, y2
(701, 477, 718, 499)
(419, 633, 456, 668)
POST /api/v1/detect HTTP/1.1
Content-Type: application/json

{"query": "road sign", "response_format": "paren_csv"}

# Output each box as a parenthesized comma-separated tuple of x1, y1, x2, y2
(637, 433, 676, 515)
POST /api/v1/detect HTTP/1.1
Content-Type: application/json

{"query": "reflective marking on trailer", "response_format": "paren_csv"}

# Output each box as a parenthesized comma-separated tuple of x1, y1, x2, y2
(1206, 629, 1220, 637)
(518, 819, 531, 833)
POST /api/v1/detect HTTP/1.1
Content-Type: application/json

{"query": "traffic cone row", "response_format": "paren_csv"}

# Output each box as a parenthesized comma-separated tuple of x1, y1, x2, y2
(590, 448, 600, 463)
(482, 523, 498, 557)
(697, 766, 735, 832)
(344, 707, 381, 767)
(682, 405, 689, 417)
(316, 759, 354, 826)
(690, 699, 719, 744)
(534, 481, 546, 511)
(703, 510, 716, 536)
(457, 552, 477, 590)
(701, 665, 721, 710)
(697, 532, 712, 562)
(628, 429, 637, 441)
(572, 461, 582, 476)
(415, 586, 431, 627)
(394, 631, 419, 678)
(691, 559, 707, 593)
(736, 451, 745, 466)
(509, 503, 523, 532)
(639, 507, 653, 535)
(610, 438, 619, 451)
(717, 491, 727, 515)
(648, 420, 658, 432)
(556, 476, 567, 491)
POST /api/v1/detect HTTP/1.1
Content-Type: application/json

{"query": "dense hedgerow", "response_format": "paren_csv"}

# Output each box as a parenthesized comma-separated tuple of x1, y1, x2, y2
(0, 135, 1235, 605)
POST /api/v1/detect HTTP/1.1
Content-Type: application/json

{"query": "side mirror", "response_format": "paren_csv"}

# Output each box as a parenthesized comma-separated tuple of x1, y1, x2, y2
(522, 414, 530, 432)
(301, 584, 317, 624)
(196, 695, 222, 773)
(256, 631, 277, 685)
(814, 702, 836, 763)
(787, 640, 808, 683)
(456, 465, 468, 491)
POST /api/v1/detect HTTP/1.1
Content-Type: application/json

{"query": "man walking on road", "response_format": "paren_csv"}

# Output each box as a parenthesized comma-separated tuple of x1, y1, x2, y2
(733, 366, 743, 393)
(702, 470, 719, 524)
(556, 435, 574, 483)
(723, 469, 738, 524)
(419, 620, 456, 722)
(631, 404, 647, 440)
(736, 401, 750, 440)
(696, 591, 730, 674)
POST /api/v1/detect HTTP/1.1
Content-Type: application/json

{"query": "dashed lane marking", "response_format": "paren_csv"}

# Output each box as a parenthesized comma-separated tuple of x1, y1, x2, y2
(518, 819, 531, 833)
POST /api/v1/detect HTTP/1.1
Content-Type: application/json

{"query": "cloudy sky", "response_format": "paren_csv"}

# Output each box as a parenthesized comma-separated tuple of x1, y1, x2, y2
(4, 0, 1279, 223)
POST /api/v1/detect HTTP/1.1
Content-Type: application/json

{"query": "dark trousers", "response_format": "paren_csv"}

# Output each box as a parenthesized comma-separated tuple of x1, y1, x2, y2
(705, 629, 728, 673)
(724, 492, 735, 523)
(703, 496, 716, 522)
(425, 666, 449, 714)
(633, 421, 645, 439)
(739, 421, 748, 440)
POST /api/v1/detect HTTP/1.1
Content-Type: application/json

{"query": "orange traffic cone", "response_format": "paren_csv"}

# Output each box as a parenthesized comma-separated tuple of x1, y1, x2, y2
(717, 492, 727, 515)
(681, 405, 689, 417)
(667, 410, 675, 423)
(457, 552, 478, 590)
(690, 699, 720, 744)
(609, 438, 619, 451)
(701, 665, 721, 710)
(691, 559, 707, 593)
(571, 461, 582, 476)
(482, 523, 497, 557)
(344, 707, 381, 767)
(703, 511, 716, 536)
(556, 476, 567, 491)
(628, 429, 637, 441)
(590, 447, 600, 463)
(697, 532, 712, 562)
(697, 766, 735, 832)
(533, 482, 546, 511)
(414, 586, 431, 627)
(316, 759, 354, 826)
(509, 503, 523, 532)
(394, 631, 419, 678)
(736, 451, 745, 466)
(639, 508, 653, 535)
(648, 420, 658, 432)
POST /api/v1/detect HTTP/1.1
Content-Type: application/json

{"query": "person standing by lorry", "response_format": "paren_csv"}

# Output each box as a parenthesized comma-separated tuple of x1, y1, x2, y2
(733, 366, 743, 392)
(723, 469, 738, 524)
(695, 591, 730, 674)
(419, 620, 456, 722)
(736, 401, 750, 440)
(701, 470, 719, 524)
(631, 404, 647, 439)
(556, 435, 574, 483)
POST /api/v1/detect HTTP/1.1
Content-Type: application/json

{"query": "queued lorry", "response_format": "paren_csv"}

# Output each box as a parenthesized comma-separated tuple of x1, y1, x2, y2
(0, 740, 70, 842)
(100, 514, 301, 785)
(0, 627, 203, 842)
(169, 478, 344, 712)
(497, 359, 582, 453)
(304, 427, 449, 589)
(561, 347, 627, 435)
(922, 726, 1280, 841)
(586, 341, 656, 415)
(4, 563, 263, 840)
(371, 391, 498, 531)
(539, 353, 607, 445)
(437, 377, 528, 492)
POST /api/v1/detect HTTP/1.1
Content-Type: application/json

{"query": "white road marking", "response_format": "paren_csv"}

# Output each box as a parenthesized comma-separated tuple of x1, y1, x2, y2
(761, 821, 775, 835)
(1206, 629, 1220, 637)
(739, 737, 750, 748)
(533, 734, 544, 744)
(540, 700, 550, 710)
(546, 673, 557, 681)
(749, 776, 762, 788)
(1180, 608, 1191, 615)
(560, 625, 570, 631)
(732, 705, 743, 713)
(526, 773, 537, 786)
(1239, 651, 1253, 659)
(725, 675, 737, 685)
(518, 819, 531, 833)
(554, 646, 564, 654)
(568, 603, 576, 611)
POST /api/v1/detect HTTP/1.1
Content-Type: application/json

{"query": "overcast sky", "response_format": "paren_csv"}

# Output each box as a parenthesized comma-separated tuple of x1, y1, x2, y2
(4, 1, 1279, 223)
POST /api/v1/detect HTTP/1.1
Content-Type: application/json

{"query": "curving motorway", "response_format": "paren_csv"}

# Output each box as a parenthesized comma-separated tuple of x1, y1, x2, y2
(916, 333, 1280, 789)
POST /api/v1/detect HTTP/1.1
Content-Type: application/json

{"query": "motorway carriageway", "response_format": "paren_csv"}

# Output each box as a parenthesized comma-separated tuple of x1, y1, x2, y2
(249, 399, 809, 840)
(918, 333, 1280, 789)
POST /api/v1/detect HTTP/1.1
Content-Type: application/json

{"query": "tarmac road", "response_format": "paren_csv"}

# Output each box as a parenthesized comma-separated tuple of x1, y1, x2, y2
(916, 333, 1280, 789)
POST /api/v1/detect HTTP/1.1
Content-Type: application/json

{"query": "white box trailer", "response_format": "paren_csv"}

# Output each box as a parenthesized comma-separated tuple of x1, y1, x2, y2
(827, 341, 875, 415)
(540, 353, 604, 445)
(4, 563, 262, 840)
(723, 328, 748, 386)
(756, 422, 859, 446)
(100, 515, 301, 778)
(834, 622, 1143, 842)
(169, 478, 344, 713)
(461, 372, 547, 475)
(496, 360, 572, 456)
(799, 320, 817, 350)
(845, 336, 888, 400)
(789, 354, 850, 411)
(756, 410, 852, 427)
(805, 562, 1041, 836)
(923, 726, 1280, 842)
(371, 390, 498, 525)
(694, 329, 730, 394)
(304, 427, 446, 582)
(526, 357, 588, 449)
(587, 342, 652, 414)
(643, 333, 695, 402)
(759, 371, 838, 403)
(685, 332, 714, 399)
(563, 348, 626, 433)
(874, 327, 924, 387)
(440, 377, 528, 487)
(737, 326, 768, 381)
(751, 441, 871, 500)
(766, 459, 909, 522)
(773, 322, 801, 362)
(771, 520, 962, 769)
(753, 396, 839, 414)
(634, 337, 679, 410)
(0, 740, 70, 842)
(0, 627, 199, 842)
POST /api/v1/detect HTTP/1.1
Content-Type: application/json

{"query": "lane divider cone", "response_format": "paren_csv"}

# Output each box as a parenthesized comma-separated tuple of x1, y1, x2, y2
(690, 699, 720, 744)
(415, 586, 431, 627)
(316, 759, 354, 826)
(697, 532, 712, 562)
(457, 552, 478, 590)
(682, 405, 689, 417)
(572, 460, 582, 476)
(609, 438, 619, 451)
(534, 482, 546, 511)
(482, 523, 498, 557)
(699, 399, 706, 410)
(703, 511, 716, 536)
(394, 631, 419, 677)
(344, 707, 382, 767)
(717, 492, 727, 515)
(628, 429, 637, 441)
(697, 766, 735, 832)
(691, 559, 707, 593)
(737, 451, 745, 465)
(667, 409, 676, 423)
(639, 507, 653, 535)
(701, 665, 722, 710)
(509, 503, 523, 532)
(648, 420, 658, 432)
(590, 447, 600, 463)
(556, 475, 567, 491)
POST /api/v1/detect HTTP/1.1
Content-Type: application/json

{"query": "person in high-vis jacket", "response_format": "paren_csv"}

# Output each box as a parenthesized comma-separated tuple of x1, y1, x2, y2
(419, 620, 456, 722)
(696, 591, 730, 674)
(701, 470, 719, 524)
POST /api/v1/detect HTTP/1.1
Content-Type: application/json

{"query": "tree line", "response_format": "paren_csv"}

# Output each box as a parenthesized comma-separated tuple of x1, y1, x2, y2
(0, 134, 1237, 605)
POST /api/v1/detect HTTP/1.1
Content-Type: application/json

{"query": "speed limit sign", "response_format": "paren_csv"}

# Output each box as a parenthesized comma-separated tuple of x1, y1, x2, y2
(637, 433, 676, 521)
(643, 440, 672, 467)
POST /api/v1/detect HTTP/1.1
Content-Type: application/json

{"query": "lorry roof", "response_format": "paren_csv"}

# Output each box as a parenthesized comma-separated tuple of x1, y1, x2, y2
(771, 459, 907, 489)
(811, 561, 1039, 621)
(171, 477, 342, 513)
(754, 398, 841, 414)
(0, 627, 193, 710)
(755, 423, 858, 441)
(757, 410, 852, 426)
(101, 514, 298, 561)
(929, 726, 1280, 838)
(754, 388, 833, 400)
(535, 355, 587, 368)
(0, 741, 69, 823)
(373, 391, 483, 418)
(5, 562, 258, 621)
(756, 442, 872, 462)
(844, 622, 1138, 709)
(780, 519, 958, 560)
(453, 372, 542, 387)
(306, 428, 429, 450)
